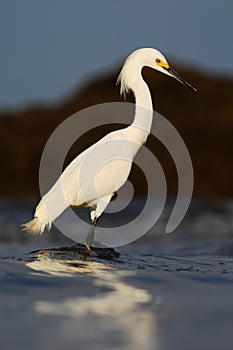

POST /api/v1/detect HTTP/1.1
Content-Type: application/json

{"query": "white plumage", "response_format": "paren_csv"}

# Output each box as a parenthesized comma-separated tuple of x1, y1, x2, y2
(22, 48, 197, 247)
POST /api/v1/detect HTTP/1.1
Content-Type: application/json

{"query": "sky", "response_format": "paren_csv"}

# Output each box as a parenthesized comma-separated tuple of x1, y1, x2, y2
(0, 0, 232, 108)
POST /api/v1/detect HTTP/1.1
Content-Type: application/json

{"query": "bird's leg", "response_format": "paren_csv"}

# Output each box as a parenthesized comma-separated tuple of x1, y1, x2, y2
(84, 196, 113, 251)
(84, 217, 97, 251)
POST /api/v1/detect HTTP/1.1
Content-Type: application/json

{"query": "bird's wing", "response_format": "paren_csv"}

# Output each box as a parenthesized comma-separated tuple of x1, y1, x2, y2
(38, 126, 140, 222)
(58, 127, 138, 205)
(32, 127, 141, 226)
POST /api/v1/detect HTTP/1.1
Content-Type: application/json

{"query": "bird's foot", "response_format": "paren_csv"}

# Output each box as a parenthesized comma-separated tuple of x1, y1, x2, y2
(83, 240, 108, 251)
(84, 241, 92, 251)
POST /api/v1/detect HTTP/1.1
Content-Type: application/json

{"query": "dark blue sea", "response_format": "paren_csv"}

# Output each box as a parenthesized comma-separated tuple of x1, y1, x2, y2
(0, 197, 233, 350)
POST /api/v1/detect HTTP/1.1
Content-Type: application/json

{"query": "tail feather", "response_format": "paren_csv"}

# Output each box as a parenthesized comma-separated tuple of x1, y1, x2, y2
(21, 175, 72, 235)
(21, 217, 51, 235)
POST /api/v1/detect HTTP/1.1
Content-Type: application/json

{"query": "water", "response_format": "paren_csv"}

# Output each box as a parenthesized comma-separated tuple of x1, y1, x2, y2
(0, 198, 233, 350)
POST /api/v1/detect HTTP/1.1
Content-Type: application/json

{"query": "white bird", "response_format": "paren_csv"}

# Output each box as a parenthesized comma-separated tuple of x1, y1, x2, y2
(22, 48, 197, 249)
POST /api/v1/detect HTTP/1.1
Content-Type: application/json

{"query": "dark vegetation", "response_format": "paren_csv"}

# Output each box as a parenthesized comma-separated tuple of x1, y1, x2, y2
(1, 62, 232, 198)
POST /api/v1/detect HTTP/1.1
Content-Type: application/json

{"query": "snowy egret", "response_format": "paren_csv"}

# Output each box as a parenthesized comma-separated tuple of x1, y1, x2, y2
(22, 48, 197, 249)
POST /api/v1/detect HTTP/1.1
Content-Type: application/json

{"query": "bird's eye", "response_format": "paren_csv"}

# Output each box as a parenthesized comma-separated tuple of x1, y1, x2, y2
(156, 58, 161, 64)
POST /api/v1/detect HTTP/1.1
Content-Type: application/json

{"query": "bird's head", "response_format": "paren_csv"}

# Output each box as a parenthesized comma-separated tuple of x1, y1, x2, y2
(117, 48, 197, 96)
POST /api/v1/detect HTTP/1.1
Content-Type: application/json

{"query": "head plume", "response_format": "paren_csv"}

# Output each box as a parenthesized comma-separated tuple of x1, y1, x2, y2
(116, 48, 167, 99)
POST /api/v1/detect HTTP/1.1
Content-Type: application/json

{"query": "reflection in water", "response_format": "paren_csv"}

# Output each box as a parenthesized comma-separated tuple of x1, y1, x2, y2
(26, 251, 160, 350)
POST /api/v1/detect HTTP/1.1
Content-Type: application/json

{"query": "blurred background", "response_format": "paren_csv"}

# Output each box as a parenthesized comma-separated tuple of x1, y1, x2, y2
(0, 0, 232, 201)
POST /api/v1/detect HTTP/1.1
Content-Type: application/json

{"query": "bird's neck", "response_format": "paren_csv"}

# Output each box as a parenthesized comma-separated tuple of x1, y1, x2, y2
(118, 61, 154, 143)
(131, 79, 153, 139)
